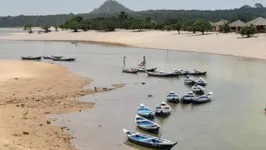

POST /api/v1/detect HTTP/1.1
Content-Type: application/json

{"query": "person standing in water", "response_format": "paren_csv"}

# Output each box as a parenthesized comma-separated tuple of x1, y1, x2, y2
(139, 56, 146, 67)
(123, 56, 126, 67)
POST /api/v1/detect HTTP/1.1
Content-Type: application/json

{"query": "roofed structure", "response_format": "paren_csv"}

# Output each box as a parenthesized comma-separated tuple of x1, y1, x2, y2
(247, 17, 266, 26)
(214, 19, 228, 26)
(229, 20, 246, 27)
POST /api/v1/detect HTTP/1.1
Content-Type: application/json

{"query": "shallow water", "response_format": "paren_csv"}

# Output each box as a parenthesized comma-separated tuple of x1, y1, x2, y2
(0, 40, 266, 150)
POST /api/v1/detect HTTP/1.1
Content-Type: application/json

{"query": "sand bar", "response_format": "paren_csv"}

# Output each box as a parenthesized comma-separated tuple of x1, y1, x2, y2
(1, 29, 266, 59)
(0, 60, 122, 150)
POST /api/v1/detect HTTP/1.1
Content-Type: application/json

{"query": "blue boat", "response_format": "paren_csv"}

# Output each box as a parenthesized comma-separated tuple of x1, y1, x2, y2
(123, 129, 177, 150)
(137, 104, 154, 119)
(135, 115, 160, 133)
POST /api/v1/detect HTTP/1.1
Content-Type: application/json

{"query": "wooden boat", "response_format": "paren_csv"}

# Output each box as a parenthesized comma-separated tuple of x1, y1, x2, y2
(195, 78, 207, 86)
(147, 71, 178, 77)
(166, 91, 180, 103)
(135, 115, 160, 133)
(137, 104, 154, 119)
(52, 56, 63, 59)
(184, 76, 195, 85)
(173, 69, 189, 76)
(21, 56, 42, 60)
(43, 56, 53, 59)
(189, 69, 207, 76)
(191, 84, 205, 95)
(193, 92, 213, 104)
(123, 129, 177, 149)
(181, 91, 196, 104)
(52, 58, 76, 62)
(133, 67, 157, 72)
(122, 68, 138, 74)
(155, 102, 171, 116)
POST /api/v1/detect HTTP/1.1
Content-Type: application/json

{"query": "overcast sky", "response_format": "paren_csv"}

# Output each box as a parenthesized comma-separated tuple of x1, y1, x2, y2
(1, 0, 265, 16)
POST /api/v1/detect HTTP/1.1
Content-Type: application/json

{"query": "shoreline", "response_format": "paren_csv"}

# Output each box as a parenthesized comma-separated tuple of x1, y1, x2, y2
(0, 60, 124, 150)
(1, 38, 265, 62)
(1, 30, 266, 60)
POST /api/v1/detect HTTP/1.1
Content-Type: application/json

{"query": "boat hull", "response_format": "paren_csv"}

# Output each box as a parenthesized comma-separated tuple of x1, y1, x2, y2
(189, 72, 207, 76)
(147, 72, 178, 77)
(167, 98, 180, 103)
(128, 137, 177, 150)
(137, 113, 154, 119)
(137, 125, 160, 133)
(192, 90, 205, 95)
(52, 58, 76, 61)
(122, 69, 138, 74)
(192, 99, 211, 104)
(21, 57, 42, 60)
(135, 68, 157, 72)
(155, 111, 170, 116)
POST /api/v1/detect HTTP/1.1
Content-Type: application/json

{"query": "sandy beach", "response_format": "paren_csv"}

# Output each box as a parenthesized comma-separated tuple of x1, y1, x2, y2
(0, 60, 122, 150)
(1, 29, 266, 59)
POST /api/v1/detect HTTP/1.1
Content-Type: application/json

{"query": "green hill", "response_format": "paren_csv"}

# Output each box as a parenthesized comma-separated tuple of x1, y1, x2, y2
(90, 0, 133, 14)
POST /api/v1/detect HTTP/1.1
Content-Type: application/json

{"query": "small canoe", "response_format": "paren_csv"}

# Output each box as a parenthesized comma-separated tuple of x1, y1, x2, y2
(155, 102, 171, 116)
(193, 92, 213, 104)
(133, 67, 157, 72)
(166, 91, 180, 103)
(123, 129, 177, 149)
(122, 68, 138, 74)
(21, 56, 42, 60)
(181, 91, 196, 104)
(184, 76, 195, 85)
(191, 84, 205, 95)
(52, 58, 76, 62)
(52, 56, 63, 59)
(147, 71, 178, 77)
(189, 69, 207, 76)
(173, 69, 189, 76)
(43, 56, 54, 59)
(195, 78, 207, 86)
(135, 115, 160, 133)
(137, 104, 154, 119)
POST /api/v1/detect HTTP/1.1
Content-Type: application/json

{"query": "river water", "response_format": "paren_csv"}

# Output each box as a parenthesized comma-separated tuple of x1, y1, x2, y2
(0, 34, 265, 150)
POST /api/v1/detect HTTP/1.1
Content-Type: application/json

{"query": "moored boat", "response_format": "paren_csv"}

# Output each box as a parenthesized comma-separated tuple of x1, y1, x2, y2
(184, 76, 195, 85)
(189, 69, 207, 76)
(52, 55, 63, 59)
(137, 104, 154, 119)
(52, 58, 76, 61)
(123, 129, 177, 149)
(135, 115, 160, 133)
(43, 56, 54, 59)
(193, 92, 213, 104)
(122, 68, 138, 74)
(191, 84, 205, 94)
(133, 67, 157, 72)
(166, 91, 180, 103)
(173, 69, 189, 76)
(195, 78, 207, 86)
(181, 91, 196, 104)
(147, 71, 178, 77)
(155, 102, 171, 116)
(21, 56, 42, 60)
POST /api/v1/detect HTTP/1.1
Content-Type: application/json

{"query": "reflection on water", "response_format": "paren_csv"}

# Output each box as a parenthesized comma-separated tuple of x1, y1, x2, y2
(0, 40, 266, 150)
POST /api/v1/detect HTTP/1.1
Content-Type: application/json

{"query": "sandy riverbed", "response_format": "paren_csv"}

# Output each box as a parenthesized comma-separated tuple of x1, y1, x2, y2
(1, 29, 266, 59)
(0, 60, 122, 150)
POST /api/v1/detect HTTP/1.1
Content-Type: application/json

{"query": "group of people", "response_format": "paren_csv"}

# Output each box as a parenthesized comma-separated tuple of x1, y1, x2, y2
(123, 56, 146, 67)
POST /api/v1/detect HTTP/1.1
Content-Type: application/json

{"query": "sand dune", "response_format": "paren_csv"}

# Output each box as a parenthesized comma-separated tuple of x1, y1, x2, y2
(1, 29, 266, 59)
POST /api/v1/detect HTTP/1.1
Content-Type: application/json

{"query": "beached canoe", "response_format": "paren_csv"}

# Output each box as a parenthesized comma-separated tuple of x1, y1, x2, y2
(193, 92, 213, 104)
(122, 68, 138, 74)
(166, 91, 180, 103)
(21, 56, 42, 60)
(137, 104, 154, 119)
(123, 129, 177, 149)
(191, 84, 205, 95)
(155, 102, 171, 116)
(52, 56, 63, 59)
(135, 115, 160, 133)
(43, 56, 54, 59)
(52, 58, 76, 62)
(181, 91, 196, 104)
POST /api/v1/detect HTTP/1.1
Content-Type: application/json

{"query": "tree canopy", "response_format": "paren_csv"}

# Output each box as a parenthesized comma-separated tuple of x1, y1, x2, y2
(192, 20, 212, 34)
(240, 26, 256, 37)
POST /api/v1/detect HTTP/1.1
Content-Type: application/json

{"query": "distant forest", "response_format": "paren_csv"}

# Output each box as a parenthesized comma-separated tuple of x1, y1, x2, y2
(1, 8, 266, 27)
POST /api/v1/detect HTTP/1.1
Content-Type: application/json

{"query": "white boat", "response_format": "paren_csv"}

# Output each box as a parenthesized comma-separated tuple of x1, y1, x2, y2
(184, 76, 195, 85)
(193, 92, 213, 104)
(135, 115, 160, 133)
(123, 129, 177, 149)
(181, 91, 196, 104)
(155, 102, 171, 116)
(166, 91, 180, 103)
(191, 84, 205, 94)
(137, 104, 154, 119)
(195, 78, 207, 86)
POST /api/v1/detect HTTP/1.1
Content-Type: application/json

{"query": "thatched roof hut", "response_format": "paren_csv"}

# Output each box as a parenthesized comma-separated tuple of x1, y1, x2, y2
(247, 17, 266, 26)
(229, 20, 246, 27)
(214, 19, 228, 26)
